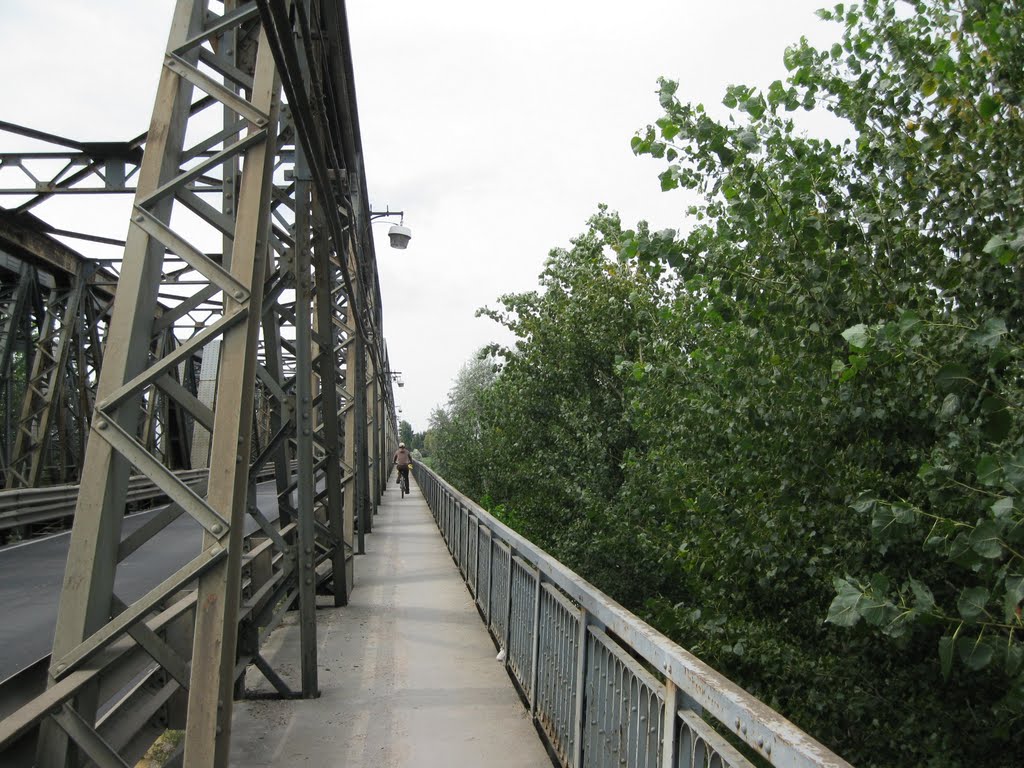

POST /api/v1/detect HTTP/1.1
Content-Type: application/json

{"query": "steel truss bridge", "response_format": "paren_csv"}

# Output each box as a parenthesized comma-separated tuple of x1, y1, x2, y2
(0, 2, 853, 767)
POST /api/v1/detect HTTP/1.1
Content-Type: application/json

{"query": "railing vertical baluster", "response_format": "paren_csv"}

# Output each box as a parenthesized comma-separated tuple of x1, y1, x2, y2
(529, 571, 542, 713)
(460, 504, 467, 575)
(572, 609, 589, 768)
(445, 492, 452, 550)
(454, 502, 461, 569)
(502, 546, 514, 664)
(661, 679, 679, 768)
(464, 507, 470, 578)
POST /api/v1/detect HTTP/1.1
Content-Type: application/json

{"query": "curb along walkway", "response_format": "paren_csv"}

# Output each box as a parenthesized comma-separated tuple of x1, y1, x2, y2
(229, 473, 552, 767)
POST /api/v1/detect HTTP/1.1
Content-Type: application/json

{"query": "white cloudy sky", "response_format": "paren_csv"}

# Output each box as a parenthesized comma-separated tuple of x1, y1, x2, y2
(0, 1, 841, 430)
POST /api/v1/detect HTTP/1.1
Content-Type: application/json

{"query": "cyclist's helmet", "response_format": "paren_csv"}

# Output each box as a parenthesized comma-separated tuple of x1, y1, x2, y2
(399, 442, 406, 448)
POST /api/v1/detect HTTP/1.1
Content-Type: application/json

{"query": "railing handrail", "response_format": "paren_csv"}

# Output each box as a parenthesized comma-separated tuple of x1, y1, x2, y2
(416, 462, 853, 768)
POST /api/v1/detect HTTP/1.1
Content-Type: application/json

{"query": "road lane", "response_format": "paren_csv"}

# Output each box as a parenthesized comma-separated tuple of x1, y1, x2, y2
(0, 482, 283, 681)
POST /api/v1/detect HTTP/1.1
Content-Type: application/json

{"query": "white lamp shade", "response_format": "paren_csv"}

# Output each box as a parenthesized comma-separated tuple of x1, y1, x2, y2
(388, 224, 412, 249)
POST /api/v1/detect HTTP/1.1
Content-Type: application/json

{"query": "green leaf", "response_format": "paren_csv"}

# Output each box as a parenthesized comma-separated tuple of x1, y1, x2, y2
(898, 310, 922, 333)
(967, 317, 1007, 349)
(656, 119, 680, 141)
(939, 636, 954, 680)
(983, 234, 1006, 254)
(1004, 575, 1024, 622)
(841, 323, 870, 349)
(958, 636, 994, 671)
(850, 494, 876, 515)
(1002, 451, 1024, 490)
(982, 402, 1012, 442)
(909, 578, 935, 613)
(939, 393, 960, 420)
(737, 129, 758, 150)
(969, 520, 1003, 559)
(871, 506, 900, 537)
(893, 504, 916, 524)
(826, 577, 863, 627)
(957, 587, 990, 622)
(991, 497, 1015, 520)
(978, 93, 999, 118)
(935, 363, 971, 391)
(859, 592, 899, 627)
(976, 455, 1002, 486)
(1007, 644, 1024, 676)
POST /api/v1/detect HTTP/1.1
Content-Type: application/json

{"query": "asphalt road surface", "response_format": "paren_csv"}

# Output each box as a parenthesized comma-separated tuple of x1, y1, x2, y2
(0, 481, 282, 681)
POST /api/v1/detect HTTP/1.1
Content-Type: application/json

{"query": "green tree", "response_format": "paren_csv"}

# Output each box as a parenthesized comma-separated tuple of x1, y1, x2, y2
(428, 353, 497, 494)
(473, 221, 677, 605)
(624, 0, 1023, 761)
(399, 419, 414, 448)
(429, 1, 1023, 763)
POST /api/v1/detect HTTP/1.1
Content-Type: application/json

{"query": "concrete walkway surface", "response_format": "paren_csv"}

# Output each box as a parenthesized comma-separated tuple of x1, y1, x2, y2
(229, 474, 553, 767)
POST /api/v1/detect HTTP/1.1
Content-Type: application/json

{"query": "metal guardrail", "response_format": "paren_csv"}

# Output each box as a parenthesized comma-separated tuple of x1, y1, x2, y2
(0, 470, 211, 532)
(414, 463, 854, 768)
(0, 463, 288, 534)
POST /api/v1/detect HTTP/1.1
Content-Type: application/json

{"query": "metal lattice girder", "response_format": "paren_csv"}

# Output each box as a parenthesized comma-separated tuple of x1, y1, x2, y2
(0, 120, 147, 211)
(36, 2, 281, 764)
(0, 264, 38, 472)
(0, 240, 120, 491)
(0, 263, 36, 381)
(6, 273, 86, 488)
(0, 0, 403, 764)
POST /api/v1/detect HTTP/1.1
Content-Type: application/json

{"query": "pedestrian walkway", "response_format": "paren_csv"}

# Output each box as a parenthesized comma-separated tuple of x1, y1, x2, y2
(229, 473, 552, 767)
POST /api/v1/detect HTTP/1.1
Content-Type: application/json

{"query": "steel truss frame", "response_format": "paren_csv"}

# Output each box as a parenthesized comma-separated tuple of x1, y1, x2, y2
(0, 227, 125, 497)
(0, 1, 397, 765)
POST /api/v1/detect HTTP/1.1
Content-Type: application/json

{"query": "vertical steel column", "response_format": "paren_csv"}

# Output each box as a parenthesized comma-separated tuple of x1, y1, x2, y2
(362, 346, 374, 528)
(292, 156, 319, 697)
(344, 296, 362, 560)
(375, 370, 384, 501)
(369, 356, 380, 514)
(312, 203, 349, 605)
(356, 340, 370, 535)
(184, 27, 280, 766)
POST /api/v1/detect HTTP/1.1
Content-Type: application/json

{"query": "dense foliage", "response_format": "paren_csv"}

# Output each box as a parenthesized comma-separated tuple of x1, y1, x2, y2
(427, 2, 1023, 764)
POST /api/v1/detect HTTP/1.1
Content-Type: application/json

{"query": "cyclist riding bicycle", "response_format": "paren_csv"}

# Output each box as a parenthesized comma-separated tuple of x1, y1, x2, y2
(393, 442, 412, 494)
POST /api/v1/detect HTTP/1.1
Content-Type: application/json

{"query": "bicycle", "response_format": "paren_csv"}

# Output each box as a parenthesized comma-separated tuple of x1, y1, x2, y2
(397, 464, 410, 498)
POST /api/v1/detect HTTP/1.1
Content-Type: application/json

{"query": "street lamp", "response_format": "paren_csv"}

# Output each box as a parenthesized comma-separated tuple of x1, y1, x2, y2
(370, 209, 411, 250)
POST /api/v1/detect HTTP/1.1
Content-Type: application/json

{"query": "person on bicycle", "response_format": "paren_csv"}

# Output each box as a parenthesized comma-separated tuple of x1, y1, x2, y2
(393, 442, 412, 491)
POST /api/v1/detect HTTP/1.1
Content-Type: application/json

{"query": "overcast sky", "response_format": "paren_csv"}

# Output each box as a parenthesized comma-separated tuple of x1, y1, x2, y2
(1, 1, 841, 430)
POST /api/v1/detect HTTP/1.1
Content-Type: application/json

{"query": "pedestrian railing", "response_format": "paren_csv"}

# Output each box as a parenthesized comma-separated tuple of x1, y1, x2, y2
(414, 463, 853, 768)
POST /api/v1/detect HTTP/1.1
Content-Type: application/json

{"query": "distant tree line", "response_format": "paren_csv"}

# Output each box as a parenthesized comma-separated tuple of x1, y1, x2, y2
(425, 2, 1024, 765)
(398, 419, 427, 456)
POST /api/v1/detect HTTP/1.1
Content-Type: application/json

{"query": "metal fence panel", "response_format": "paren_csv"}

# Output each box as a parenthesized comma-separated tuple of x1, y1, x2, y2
(508, 556, 538, 698)
(676, 709, 755, 768)
(468, 516, 479, 598)
(583, 625, 663, 768)
(476, 525, 492, 618)
(535, 582, 581, 767)
(490, 540, 511, 648)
